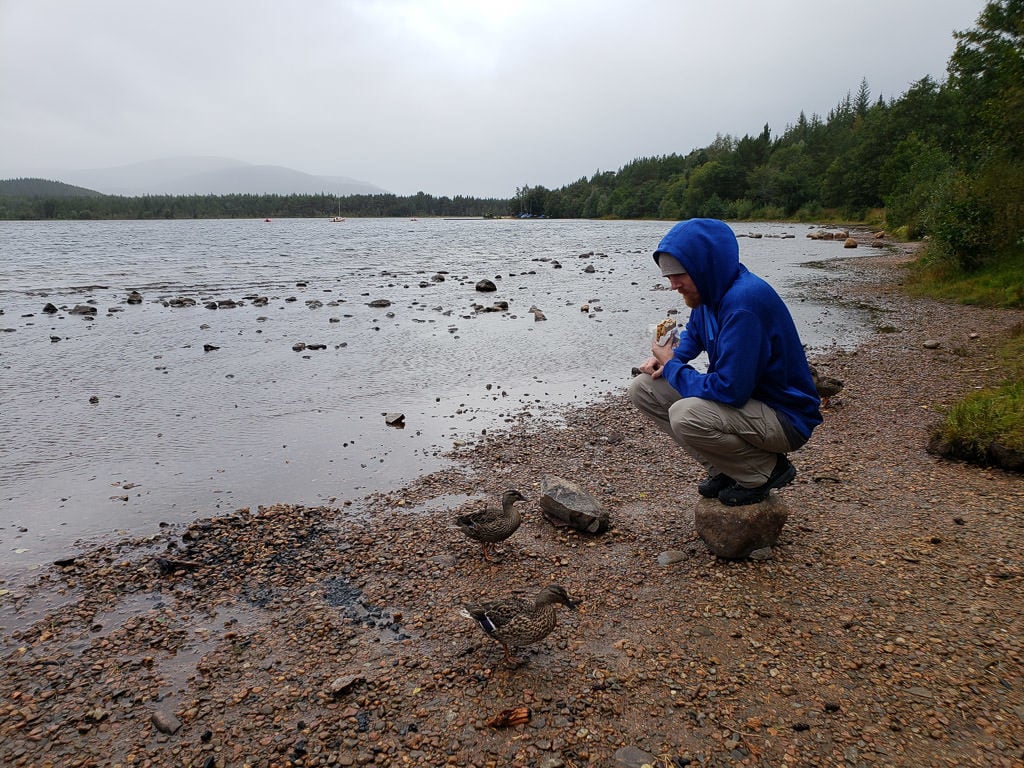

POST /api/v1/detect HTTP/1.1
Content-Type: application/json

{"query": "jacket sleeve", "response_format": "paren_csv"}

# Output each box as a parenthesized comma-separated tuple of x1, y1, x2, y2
(662, 308, 763, 406)
(670, 315, 704, 363)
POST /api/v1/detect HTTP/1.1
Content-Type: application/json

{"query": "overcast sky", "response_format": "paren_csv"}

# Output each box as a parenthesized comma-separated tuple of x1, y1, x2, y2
(0, 0, 986, 198)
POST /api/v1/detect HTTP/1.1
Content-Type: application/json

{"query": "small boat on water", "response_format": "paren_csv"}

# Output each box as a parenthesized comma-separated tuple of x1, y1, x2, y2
(330, 216, 345, 222)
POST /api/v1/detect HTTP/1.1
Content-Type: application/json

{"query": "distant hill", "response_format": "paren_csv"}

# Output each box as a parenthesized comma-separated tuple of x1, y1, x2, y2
(0, 178, 105, 198)
(49, 157, 388, 197)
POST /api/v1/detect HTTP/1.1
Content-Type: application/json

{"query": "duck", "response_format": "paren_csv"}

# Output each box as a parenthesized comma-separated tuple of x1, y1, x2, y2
(809, 364, 845, 407)
(460, 584, 577, 665)
(455, 489, 526, 562)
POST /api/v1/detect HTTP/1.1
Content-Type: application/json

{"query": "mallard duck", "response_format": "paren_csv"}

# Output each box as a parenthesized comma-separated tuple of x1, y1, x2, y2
(809, 364, 844, 407)
(460, 584, 577, 665)
(455, 489, 526, 561)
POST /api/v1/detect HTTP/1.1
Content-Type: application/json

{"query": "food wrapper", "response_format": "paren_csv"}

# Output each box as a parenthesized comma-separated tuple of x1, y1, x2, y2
(654, 317, 678, 347)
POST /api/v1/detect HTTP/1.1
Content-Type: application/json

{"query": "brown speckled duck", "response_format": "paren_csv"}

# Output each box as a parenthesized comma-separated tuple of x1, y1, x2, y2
(455, 489, 526, 562)
(810, 364, 845, 407)
(460, 584, 577, 665)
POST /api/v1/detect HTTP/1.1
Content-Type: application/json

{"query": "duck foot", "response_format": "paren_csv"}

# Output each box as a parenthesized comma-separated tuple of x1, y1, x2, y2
(482, 545, 507, 563)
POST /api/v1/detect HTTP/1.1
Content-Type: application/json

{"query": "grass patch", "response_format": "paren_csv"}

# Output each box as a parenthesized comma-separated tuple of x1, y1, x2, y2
(937, 382, 1024, 451)
(929, 323, 1024, 471)
(906, 249, 1024, 309)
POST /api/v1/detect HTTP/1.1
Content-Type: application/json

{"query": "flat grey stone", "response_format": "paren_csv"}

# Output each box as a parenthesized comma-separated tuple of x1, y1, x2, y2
(657, 550, 688, 566)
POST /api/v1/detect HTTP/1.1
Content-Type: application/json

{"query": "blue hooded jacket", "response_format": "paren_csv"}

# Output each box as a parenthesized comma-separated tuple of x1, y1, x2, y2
(654, 219, 822, 444)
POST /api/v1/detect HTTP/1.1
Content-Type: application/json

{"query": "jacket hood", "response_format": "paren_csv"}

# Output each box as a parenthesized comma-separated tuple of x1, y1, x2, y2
(653, 219, 740, 306)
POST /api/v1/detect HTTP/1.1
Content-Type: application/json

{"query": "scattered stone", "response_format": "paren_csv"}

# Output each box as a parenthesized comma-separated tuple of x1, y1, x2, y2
(657, 550, 688, 566)
(844, 237, 858, 248)
(203, 344, 220, 352)
(42, 302, 58, 314)
(367, 299, 392, 308)
(127, 291, 143, 304)
(694, 495, 789, 559)
(69, 304, 97, 315)
(613, 745, 658, 768)
(923, 339, 940, 349)
(475, 279, 497, 292)
(539, 475, 610, 534)
(385, 412, 405, 426)
(151, 710, 182, 735)
(329, 674, 366, 697)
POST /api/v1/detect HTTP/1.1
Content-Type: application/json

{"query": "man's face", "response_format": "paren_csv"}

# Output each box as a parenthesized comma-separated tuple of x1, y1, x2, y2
(668, 273, 701, 308)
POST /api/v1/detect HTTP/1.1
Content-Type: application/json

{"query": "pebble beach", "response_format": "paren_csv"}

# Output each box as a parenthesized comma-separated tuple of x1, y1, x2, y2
(2, 243, 1023, 768)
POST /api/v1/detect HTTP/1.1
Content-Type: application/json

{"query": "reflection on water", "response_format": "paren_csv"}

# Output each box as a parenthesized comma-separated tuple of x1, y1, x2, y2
(0, 218, 865, 575)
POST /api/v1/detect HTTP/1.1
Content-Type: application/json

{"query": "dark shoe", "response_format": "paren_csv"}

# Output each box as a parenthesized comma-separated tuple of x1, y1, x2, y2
(698, 473, 734, 498)
(718, 455, 796, 507)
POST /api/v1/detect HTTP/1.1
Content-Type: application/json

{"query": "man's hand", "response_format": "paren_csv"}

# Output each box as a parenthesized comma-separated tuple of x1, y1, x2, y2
(650, 339, 675, 368)
(637, 355, 664, 378)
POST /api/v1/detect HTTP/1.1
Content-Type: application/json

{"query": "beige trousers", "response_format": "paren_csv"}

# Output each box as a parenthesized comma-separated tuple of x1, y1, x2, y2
(628, 373, 791, 487)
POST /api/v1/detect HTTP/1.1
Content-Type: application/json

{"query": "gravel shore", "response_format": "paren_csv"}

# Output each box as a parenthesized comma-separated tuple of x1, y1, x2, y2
(2, 245, 1023, 768)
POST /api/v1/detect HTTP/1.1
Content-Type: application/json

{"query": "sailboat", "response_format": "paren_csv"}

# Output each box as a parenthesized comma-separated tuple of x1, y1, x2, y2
(330, 200, 345, 222)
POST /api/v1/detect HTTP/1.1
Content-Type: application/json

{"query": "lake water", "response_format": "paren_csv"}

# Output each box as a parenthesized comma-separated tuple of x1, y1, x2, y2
(0, 217, 865, 578)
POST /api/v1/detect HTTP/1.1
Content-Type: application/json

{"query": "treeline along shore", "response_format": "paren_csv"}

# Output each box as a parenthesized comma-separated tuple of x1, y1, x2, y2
(1, 242, 1023, 766)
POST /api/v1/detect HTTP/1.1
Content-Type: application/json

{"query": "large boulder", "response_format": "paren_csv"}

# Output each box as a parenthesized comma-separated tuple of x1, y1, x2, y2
(694, 495, 789, 559)
(539, 475, 610, 534)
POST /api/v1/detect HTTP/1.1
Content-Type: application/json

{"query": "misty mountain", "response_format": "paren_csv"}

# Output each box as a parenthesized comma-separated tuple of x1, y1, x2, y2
(55, 157, 387, 197)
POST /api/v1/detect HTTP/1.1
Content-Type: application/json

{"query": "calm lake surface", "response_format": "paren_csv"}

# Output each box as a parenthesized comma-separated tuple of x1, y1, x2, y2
(0, 218, 865, 578)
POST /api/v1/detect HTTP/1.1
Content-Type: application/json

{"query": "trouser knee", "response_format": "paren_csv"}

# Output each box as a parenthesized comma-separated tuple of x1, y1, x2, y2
(627, 375, 647, 409)
(668, 397, 713, 434)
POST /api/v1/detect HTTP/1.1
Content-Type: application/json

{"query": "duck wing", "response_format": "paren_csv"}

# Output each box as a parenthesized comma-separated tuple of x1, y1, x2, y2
(455, 504, 521, 543)
(464, 596, 533, 635)
(490, 604, 557, 647)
